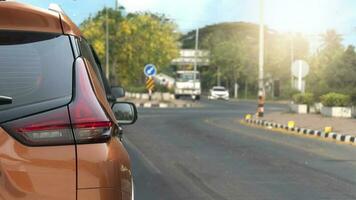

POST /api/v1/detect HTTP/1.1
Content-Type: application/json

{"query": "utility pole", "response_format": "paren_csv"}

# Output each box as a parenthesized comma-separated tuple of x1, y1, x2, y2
(257, 0, 265, 117)
(193, 28, 199, 87)
(105, 6, 110, 79)
(234, 83, 239, 99)
(194, 28, 199, 77)
(217, 66, 221, 86)
(115, 0, 119, 10)
(258, 0, 264, 93)
(290, 34, 294, 88)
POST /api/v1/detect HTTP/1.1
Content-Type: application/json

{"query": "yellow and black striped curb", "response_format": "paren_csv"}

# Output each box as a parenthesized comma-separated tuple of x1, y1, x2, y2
(244, 118, 356, 145)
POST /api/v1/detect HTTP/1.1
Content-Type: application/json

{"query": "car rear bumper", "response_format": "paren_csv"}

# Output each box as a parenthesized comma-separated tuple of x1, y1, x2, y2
(208, 95, 229, 100)
(175, 89, 201, 95)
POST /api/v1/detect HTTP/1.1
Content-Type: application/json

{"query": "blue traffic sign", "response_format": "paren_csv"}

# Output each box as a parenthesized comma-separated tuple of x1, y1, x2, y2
(144, 64, 157, 77)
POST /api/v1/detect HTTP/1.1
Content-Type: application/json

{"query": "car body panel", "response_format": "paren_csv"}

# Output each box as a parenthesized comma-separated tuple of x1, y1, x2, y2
(77, 188, 122, 200)
(77, 49, 132, 199)
(209, 87, 229, 100)
(0, 128, 76, 200)
(60, 13, 82, 36)
(0, 2, 62, 34)
(76, 138, 132, 199)
(0, 1, 82, 37)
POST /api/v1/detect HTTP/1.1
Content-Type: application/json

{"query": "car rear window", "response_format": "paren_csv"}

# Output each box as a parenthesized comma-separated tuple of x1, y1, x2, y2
(0, 31, 73, 113)
(177, 73, 200, 82)
(213, 88, 226, 91)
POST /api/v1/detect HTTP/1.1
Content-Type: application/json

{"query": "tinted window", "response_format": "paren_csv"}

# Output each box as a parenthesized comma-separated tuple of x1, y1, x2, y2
(0, 32, 73, 112)
(78, 39, 107, 92)
(177, 73, 200, 82)
(213, 88, 226, 91)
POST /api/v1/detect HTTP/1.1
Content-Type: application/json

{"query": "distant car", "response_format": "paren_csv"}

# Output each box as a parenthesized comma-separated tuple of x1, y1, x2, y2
(208, 86, 230, 100)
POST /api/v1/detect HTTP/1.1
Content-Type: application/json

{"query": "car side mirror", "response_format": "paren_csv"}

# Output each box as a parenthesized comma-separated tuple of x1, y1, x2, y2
(111, 87, 125, 99)
(112, 102, 137, 125)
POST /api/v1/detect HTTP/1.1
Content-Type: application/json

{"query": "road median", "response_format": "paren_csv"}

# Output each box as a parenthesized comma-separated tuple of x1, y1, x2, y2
(124, 92, 202, 108)
(242, 115, 356, 146)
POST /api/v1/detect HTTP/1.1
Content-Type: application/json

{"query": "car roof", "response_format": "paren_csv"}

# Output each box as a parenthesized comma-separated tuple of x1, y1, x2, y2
(0, 1, 82, 36)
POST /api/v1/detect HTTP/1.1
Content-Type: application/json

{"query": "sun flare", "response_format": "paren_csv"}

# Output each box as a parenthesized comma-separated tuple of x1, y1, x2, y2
(264, 0, 331, 33)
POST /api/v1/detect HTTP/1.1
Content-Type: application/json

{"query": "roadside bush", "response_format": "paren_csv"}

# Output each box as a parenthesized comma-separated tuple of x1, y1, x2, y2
(292, 93, 315, 105)
(155, 84, 173, 93)
(126, 86, 146, 93)
(126, 84, 174, 94)
(280, 87, 300, 100)
(349, 91, 356, 106)
(320, 92, 351, 107)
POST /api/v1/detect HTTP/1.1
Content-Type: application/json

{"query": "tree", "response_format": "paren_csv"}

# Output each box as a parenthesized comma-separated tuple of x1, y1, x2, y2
(81, 9, 180, 88)
(114, 13, 180, 87)
(197, 23, 259, 94)
(200, 29, 249, 93)
(81, 8, 123, 70)
(307, 29, 344, 96)
(190, 22, 309, 98)
(324, 45, 356, 94)
(320, 29, 343, 53)
(318, 29, 344, 69)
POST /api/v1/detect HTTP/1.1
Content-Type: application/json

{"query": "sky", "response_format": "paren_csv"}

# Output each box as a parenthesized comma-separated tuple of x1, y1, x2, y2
(19, 0, 356, 45)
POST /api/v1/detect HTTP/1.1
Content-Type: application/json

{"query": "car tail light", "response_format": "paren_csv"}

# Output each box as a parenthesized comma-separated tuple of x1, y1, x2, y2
(2, 107, 74, 146)
(1, 58, 112, 146)
(68, 58, 112, 144)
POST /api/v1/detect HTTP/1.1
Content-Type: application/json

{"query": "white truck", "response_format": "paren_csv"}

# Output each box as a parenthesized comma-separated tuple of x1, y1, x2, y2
(174, 70, 201, 100)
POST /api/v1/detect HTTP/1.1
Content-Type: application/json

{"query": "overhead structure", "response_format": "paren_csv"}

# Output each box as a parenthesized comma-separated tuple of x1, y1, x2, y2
(171, 49, 210, 67)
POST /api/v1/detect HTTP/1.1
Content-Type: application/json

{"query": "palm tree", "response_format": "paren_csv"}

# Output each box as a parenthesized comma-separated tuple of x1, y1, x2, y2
(319, 29, 344, 61)
(320, 29, 343, 51)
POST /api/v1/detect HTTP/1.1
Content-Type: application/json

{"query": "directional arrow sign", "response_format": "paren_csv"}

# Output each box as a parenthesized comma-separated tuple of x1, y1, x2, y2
(144, 64, 157, 77)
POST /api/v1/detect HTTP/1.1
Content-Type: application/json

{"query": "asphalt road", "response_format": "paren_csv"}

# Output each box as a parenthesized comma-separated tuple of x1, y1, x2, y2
(123, 98, 356, 200)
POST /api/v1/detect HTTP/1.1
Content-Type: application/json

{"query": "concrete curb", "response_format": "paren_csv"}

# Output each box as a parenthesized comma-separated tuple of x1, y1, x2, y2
(244, 118, 356, 145)
(135, 102, 193, 108)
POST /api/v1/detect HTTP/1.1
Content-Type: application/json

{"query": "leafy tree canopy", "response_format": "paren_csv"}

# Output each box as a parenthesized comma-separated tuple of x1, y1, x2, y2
(80, 8, 180, 87)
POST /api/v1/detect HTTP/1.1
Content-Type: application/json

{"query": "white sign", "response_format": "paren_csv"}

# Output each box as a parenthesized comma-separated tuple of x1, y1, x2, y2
(292, 60, 309, 78)
(292, 60, 309, 92)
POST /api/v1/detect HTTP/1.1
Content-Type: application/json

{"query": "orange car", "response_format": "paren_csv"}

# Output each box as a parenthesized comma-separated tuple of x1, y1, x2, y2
(0, 1, 137, 200)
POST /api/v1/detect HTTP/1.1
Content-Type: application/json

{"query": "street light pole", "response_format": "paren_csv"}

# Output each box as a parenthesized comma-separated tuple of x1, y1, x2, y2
(258, 0, 264, 93)
(194, 28, 199, 79)
(115, 0, 119, 10)
(290, 34, 294, 88)
(257, 0, 265, 117)
(193, 28, 199, 95)
(217, 66, 221, 86)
